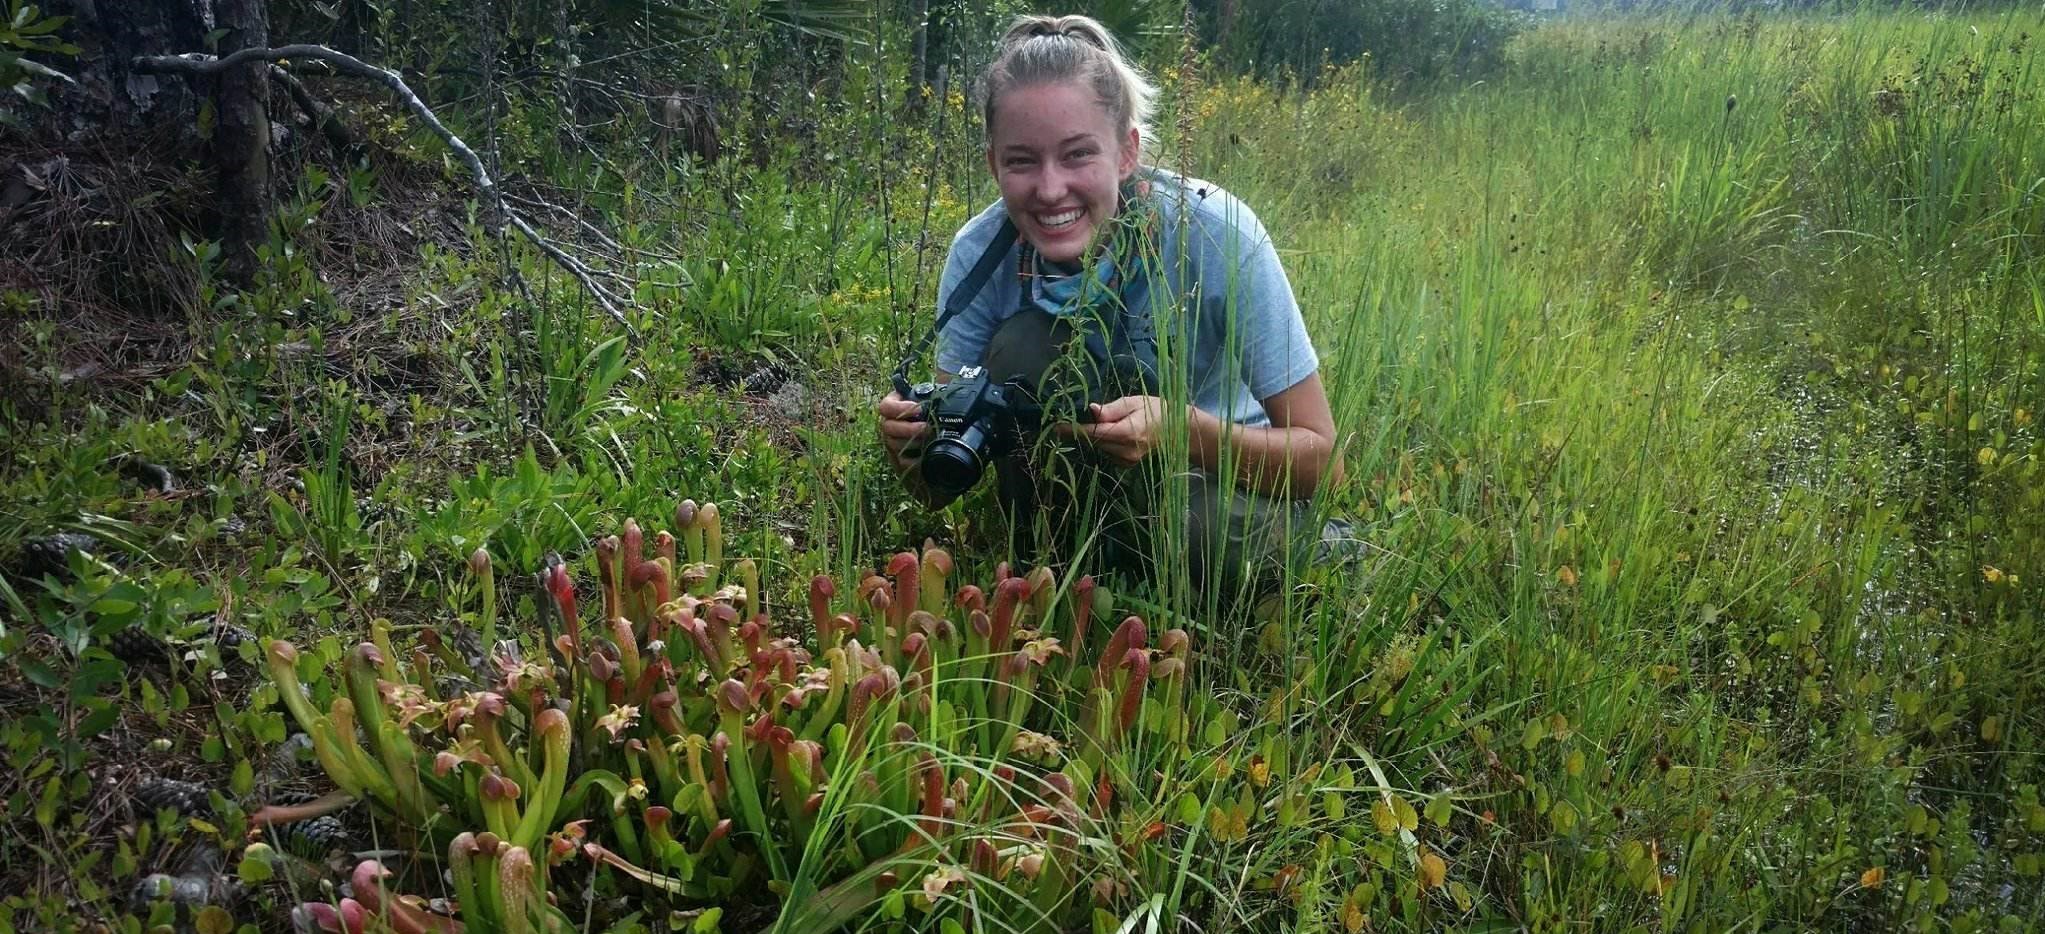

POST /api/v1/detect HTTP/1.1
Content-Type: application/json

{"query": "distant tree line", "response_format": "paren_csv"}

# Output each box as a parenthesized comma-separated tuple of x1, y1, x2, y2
(1191, 0, 1532, 88)
(1564, 0, 2041, 11)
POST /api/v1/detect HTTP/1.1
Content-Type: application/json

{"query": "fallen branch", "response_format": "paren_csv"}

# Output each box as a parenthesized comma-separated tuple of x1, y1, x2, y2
(268, 65, 359, 158)
(132, 44, 634, 333)
(504, 190, 626, 256)
(248, 790, 358, 829)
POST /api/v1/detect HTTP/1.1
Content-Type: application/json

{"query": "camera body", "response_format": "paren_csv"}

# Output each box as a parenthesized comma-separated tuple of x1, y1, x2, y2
(894, 365, 1053, 498)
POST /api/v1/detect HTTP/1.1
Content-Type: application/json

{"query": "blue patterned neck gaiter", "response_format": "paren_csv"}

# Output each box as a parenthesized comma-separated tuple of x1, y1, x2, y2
(1020, 174, 1156, 319)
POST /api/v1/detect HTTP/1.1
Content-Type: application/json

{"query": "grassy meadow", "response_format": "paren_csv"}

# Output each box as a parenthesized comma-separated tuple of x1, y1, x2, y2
(2, 4, 2042, 932)
(1179, 7, 2045, 929)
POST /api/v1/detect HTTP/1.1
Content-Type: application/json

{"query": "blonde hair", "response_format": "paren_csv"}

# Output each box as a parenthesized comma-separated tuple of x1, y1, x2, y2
(978, 14, 1159, 154)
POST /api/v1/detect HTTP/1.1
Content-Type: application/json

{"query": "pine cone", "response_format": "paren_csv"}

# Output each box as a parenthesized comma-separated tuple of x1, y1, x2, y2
(106, 626, 171, 665)
(12, 532, 98, 581)
(279, 814, 356, 859)
(263, 789, 360, 858)
(213, 623, 259, 664)
(739, 361, 793, 395)
(133, 777, 214, 819)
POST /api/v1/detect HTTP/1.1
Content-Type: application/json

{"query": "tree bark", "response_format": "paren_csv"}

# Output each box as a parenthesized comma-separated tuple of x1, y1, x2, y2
(42, 0, 274, 290)
(210, 0, 274, 286)
(43, 0, 208, 127)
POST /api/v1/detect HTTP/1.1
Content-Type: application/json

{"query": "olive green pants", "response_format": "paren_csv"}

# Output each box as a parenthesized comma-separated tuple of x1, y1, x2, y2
(993, 445, 1326, 600)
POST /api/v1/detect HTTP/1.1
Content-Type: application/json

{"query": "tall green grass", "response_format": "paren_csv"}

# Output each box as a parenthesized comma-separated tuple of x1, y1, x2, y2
(1112, 4, 2045, 928)
(8, 5, 2043, 931)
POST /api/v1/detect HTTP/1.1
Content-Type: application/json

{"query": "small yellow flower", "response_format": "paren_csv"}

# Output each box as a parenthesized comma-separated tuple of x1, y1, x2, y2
(920, 864, 966, 904)
(1018, 636, 1063, 665)
(1984, 566, 2006, 584)
(1861, 866, 1886, 889)
(597, 704, 640, 741)
(1009, 730, 1064, 761)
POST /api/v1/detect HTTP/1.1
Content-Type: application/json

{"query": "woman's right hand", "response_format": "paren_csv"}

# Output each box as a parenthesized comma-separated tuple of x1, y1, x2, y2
(876, 391, 930, 473)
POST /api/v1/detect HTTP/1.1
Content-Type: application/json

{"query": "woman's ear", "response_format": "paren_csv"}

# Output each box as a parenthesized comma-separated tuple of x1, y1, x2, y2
(1118, 126, 1141, 178)
(986, 145, 999, 177)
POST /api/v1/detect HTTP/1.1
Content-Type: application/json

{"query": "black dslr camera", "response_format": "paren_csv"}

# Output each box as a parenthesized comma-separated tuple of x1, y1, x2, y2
(892, 365, 1073, 499)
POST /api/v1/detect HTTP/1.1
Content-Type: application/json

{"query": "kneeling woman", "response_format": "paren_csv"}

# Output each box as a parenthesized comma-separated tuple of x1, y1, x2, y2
(877, 13, 1344, 597)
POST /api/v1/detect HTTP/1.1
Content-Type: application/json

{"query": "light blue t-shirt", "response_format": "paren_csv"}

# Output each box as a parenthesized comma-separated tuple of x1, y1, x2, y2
(932, 168, 1318, 428)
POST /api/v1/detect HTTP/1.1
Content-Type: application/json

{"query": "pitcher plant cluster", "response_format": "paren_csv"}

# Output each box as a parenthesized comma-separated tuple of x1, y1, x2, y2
(260, 499, 1206, 932)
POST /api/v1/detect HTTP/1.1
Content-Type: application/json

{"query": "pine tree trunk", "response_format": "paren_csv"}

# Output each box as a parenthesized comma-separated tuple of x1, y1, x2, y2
(45, 0, 274, 290)
(210, 0, 274, 286)
(45, 0, 208, 127)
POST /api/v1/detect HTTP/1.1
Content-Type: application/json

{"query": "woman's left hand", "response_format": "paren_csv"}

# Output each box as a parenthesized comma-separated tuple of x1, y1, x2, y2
(1065, 395, 1184, 466)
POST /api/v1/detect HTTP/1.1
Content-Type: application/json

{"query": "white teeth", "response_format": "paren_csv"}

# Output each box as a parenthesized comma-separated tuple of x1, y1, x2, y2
(1038, 209, 1081, 229)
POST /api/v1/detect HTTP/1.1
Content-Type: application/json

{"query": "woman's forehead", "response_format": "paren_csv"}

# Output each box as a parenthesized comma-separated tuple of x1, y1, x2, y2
(990, 82, 1118, 138)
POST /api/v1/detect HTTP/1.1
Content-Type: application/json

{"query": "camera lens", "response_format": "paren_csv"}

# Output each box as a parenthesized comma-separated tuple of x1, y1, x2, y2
(921, 423, 989, 497)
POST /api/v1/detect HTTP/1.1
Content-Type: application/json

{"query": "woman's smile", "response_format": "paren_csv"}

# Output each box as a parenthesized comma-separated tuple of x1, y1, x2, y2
(986, 81, 1140, 264)
(1037, 208, 1083, 229)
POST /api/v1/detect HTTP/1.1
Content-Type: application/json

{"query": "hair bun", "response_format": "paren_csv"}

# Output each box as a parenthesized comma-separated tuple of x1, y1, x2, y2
(981, 13, 1157, 152)
(1058, 19, 1108, 49)
(1013, 16, 1107, 49)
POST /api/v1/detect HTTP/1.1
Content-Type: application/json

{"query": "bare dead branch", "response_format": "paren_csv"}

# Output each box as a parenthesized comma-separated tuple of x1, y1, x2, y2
(133, 44, 634, 333)
(503, 191, 625, 256)
(267, 65, 358, 157)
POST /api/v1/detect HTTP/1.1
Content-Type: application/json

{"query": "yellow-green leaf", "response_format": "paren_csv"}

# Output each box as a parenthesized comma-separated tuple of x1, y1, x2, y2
(1417, 848, 1447, 890)
(1372, 798, 1397, 835)
(195, 907, 234, 934)
(1392, 794, 1419, 832)
(1425, 792, 1453, 827)
(1550, 798, 1578, 833)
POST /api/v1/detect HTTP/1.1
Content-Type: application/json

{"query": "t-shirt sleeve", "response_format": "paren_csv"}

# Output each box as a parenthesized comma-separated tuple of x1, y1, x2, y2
(1201, 195, 1319, 400)
(932, 223, 1001, 377)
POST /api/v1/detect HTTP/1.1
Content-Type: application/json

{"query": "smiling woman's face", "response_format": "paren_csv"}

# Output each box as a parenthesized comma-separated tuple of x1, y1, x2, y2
(986, 81, 1140, 265)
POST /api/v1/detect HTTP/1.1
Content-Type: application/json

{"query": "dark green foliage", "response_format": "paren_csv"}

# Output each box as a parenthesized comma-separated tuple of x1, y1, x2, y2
(1196, 0, 1530, 87)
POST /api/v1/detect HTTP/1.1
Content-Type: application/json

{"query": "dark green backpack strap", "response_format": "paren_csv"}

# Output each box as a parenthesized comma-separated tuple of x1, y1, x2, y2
(935, 219, 1018, 344)
(892, 219, 1018, 393)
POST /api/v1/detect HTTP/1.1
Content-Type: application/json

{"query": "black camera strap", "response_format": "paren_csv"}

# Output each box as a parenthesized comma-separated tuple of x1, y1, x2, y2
(892, 220, 1019, 399)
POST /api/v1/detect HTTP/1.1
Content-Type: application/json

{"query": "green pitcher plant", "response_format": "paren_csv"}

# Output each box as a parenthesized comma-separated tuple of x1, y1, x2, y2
(267, 500, 1213, 933)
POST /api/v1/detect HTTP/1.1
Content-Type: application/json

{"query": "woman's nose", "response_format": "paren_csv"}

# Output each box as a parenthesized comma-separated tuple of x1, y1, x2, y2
(1035, 165, 1069, 202)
